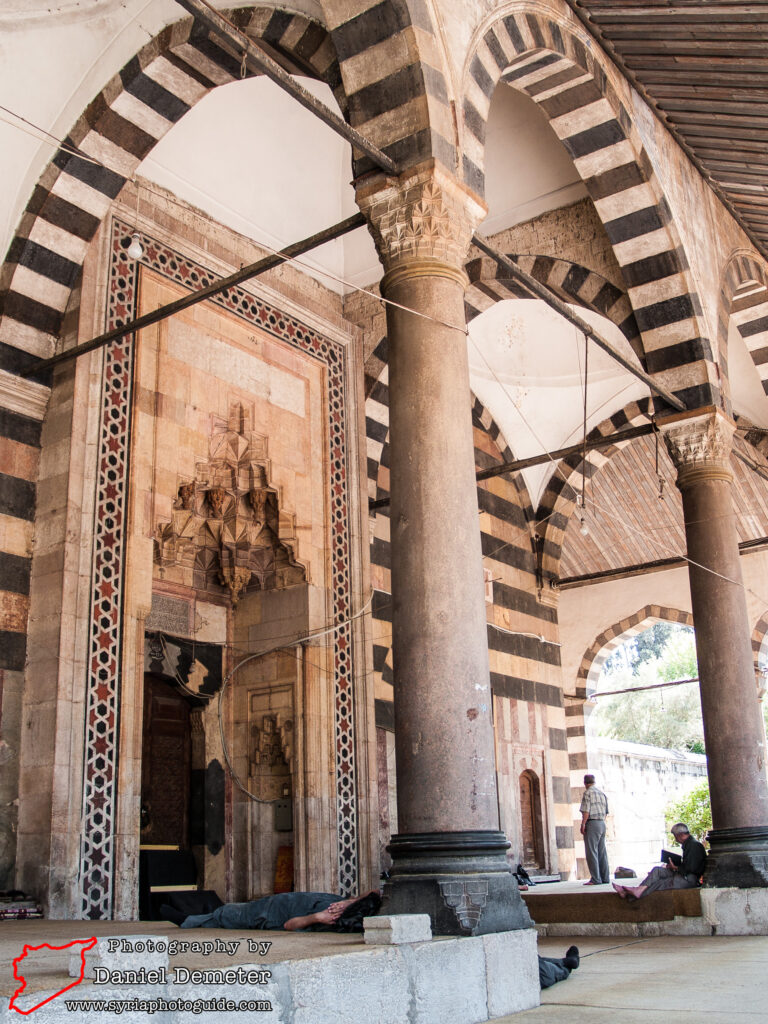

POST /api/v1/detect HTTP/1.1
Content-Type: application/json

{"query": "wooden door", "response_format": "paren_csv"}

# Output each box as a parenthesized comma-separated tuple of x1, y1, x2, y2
(140, 674, 191, 847)
(519, 770, 544, 869)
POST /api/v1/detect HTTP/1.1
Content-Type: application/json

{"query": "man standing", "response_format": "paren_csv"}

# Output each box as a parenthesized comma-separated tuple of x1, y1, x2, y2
(580, 773, 610, 885)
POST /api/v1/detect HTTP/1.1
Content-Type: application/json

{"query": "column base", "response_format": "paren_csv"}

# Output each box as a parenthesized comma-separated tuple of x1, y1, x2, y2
(383, 831, 533, 936)
(703, 826, 768, 888)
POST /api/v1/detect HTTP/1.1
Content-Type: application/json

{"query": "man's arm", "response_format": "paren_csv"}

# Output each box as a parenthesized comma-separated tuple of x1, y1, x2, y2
(580, 810, 589, 835)
(283, 908, 339, 931)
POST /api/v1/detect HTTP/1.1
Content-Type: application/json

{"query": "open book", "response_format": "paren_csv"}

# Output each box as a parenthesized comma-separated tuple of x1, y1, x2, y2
(661, 849, 683, 868)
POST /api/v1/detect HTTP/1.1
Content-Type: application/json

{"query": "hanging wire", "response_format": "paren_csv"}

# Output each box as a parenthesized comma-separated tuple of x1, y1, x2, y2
(216, 592, 373, 802)
(468, 332, 768, 608)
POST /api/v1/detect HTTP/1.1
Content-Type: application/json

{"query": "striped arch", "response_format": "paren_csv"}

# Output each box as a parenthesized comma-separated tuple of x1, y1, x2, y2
(577, 605, 693, 695)
(465, 253, 642, 358)
(751, 611, 768, 689)
(0, 6, 350, 373)
(366, 380, 537, 697)
(535, 397, 656, 584)
(462, 8, 717, 410)
(365, 344, 535, 522)
(718, 252, 768, 411)
(323, 0, 456, 179)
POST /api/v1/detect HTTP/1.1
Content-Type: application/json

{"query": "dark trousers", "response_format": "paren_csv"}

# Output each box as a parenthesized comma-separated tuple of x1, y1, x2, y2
(538, 956, 571, 989)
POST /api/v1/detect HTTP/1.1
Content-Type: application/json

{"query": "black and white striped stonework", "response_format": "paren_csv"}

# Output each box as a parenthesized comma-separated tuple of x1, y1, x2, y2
(534, 398, 656, 586)
(719, 254, 768, 406)
(465, 253, 642, 359)
(0, 7, 343, 376)
(327, 0, 455, 180)
(463, 11, 717, 411)
(751, 612, 768, 684)
(366, 383, 573, 852)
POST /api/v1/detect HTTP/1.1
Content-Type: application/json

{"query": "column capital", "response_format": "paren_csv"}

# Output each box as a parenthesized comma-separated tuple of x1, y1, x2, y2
(657, 406, 735, 487)
(355, 160, 487, 287)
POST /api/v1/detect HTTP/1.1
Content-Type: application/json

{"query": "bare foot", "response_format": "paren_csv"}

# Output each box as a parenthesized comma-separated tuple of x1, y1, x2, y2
(612, 883, 627, 898)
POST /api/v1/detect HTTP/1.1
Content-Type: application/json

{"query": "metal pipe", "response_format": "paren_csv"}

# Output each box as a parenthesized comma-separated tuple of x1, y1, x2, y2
(175, 0, 398, 175)
(21, 212, 366, 377)
(592, 677, 699, 699)
(470, 234, 687, 413)
(369, 421, 656, 510)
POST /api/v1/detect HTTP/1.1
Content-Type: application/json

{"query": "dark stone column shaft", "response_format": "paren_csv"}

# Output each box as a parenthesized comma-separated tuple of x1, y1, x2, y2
(663, 409, 768, 886)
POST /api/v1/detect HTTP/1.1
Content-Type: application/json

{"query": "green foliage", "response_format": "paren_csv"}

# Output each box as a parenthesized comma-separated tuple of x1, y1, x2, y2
(664, 780, 712, 843)
(593, 626, 704, 751)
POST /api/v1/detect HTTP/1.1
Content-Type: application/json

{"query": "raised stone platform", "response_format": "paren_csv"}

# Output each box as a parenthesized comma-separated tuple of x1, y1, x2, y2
(0, 919, 539, 1023)
(523, 881, 768, 937)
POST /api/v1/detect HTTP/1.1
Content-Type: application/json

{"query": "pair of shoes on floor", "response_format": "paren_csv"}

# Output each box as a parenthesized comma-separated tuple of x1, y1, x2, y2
(564, 945, 580, 971)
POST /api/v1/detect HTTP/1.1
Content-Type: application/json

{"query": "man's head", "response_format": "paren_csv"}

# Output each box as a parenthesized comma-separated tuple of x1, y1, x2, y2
(671, 823, 691, 842)
(584, 774, 596, 787)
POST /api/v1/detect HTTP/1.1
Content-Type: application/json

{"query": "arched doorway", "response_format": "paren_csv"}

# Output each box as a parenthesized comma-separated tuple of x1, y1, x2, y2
(519, 770, 544, 870)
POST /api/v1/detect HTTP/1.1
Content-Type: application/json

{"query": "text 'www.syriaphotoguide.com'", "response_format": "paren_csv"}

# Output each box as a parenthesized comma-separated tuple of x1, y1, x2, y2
(63, 997, 272, 1014)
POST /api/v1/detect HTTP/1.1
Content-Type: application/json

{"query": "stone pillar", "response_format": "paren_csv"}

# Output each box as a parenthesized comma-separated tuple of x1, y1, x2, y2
(661, 408, 768, 886)
(357, 162, 531, 934)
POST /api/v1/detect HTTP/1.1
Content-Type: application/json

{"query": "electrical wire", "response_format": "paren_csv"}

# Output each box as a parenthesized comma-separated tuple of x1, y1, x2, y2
(216, 592, 373, 802)
(468, 331, 768, 610)
(0, 103, 467, 338)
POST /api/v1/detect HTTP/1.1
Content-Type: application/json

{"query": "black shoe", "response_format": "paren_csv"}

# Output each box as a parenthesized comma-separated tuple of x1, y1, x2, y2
(159, 904, 185, 926)
(563, 945, 580, 970)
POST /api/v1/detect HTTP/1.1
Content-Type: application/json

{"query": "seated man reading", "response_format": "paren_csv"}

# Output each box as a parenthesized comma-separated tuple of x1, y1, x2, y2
(613, 822, 706, 900)
(162, 891, 381, 932)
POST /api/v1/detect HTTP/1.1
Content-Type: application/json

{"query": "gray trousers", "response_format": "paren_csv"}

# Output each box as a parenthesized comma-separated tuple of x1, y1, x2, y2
(538, 956, 571, 989)
(639, 866, 698, 895)
(584, 819, 610, 883)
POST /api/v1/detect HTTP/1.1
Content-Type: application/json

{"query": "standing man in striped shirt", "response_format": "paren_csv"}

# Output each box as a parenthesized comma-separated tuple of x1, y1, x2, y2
(580, 774, 611, 885)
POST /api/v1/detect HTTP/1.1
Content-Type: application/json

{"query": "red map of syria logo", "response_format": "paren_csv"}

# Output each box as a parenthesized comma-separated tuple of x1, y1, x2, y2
(9, 937, 97, 1015)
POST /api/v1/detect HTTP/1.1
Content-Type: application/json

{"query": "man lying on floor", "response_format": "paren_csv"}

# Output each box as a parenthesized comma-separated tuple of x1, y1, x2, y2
(162, 891, 382, 932)
(539, 946, 580, 988)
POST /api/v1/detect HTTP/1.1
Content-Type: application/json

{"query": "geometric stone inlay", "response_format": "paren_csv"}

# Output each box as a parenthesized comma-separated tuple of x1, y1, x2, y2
(80, 219, 358, 918)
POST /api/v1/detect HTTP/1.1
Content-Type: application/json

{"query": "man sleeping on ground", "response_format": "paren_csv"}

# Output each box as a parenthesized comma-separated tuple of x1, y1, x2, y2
(162, 891, 382, 932)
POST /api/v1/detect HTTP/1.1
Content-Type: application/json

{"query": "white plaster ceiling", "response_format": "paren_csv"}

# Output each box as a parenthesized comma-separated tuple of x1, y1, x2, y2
(467, 299, 649, 506)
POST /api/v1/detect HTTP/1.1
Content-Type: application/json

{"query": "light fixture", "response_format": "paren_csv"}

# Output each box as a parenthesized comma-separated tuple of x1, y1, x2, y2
(579, 516, 589, 537)
(127, 231, 144, 260)
(128, 176, 143, 260)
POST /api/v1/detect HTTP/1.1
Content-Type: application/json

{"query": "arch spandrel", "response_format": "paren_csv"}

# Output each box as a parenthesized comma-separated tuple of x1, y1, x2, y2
(461, 4, 719, 413)
(320, 0, 457, 179)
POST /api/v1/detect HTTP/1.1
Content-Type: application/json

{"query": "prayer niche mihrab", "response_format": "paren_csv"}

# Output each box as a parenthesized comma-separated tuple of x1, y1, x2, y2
(155, 403, 307, 603)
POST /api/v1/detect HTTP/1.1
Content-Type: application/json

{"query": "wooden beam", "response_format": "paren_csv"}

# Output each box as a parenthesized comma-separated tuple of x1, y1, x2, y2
(21, 213, 366, 378)
(369, 423, 656, 511)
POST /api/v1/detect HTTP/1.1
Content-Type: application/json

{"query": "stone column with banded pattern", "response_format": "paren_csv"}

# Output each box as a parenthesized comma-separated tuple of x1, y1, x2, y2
(661, 407, 768, 886)
(357, 161, 532, 934)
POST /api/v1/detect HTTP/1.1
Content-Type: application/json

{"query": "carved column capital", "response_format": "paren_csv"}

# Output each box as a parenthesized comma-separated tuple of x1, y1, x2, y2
(355, 160, 487, 288)
(658, 407, 735, 488)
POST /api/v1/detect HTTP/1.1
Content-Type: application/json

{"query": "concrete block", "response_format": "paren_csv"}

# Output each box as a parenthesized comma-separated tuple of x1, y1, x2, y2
(363, 914, 432, 944)
(483, 929, 539, 1018)
(404, 937, 488, 1024)
(288, 945, 410, 1024)
(702, 887, 768, 934)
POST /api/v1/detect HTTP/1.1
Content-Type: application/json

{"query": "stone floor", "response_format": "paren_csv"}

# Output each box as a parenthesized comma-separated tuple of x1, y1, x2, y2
(505, 932, 768, 1023)
(2, 916, 767, 1022)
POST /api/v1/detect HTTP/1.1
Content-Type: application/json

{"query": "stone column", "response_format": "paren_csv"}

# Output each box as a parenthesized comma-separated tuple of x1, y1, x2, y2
(661, 408, 768, 886)
(357, 162, 531, 934)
